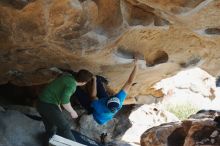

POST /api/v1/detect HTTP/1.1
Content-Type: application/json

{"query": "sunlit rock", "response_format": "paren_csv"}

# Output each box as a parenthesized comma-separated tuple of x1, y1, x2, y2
(122, 104, 179, 145)
(154, 67, 220, 110)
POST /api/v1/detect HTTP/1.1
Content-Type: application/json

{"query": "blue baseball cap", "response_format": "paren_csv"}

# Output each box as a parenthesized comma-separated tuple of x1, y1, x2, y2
(107, 97, 120, 112)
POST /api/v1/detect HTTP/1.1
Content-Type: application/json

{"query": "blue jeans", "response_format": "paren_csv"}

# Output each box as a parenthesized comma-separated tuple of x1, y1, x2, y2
(74, 76, 109, 113)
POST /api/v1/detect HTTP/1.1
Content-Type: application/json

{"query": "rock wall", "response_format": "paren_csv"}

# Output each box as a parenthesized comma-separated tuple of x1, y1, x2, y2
(1, 0, 220, 103)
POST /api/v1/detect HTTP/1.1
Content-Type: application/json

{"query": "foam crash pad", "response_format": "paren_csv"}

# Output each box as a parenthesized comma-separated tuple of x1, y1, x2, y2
(49, 130, 103, 146)
(49, 135, 86, 146)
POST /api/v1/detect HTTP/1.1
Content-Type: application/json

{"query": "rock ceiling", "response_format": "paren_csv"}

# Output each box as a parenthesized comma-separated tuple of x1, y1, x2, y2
(1, 0, 220, 103)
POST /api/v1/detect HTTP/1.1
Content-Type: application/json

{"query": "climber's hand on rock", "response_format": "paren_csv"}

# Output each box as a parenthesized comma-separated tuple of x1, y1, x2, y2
(70, 111, 78, 119)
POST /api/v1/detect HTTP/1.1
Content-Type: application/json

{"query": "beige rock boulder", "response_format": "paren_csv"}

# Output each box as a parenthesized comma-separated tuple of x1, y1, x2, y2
(1, 0, 220, 104)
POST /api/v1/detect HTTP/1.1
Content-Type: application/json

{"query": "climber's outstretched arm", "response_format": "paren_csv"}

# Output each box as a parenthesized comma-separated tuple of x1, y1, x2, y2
(121, 59, 138, 94)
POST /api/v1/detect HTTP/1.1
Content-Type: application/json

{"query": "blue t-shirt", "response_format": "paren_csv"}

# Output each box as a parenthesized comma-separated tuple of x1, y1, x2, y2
(91, 90, 127, 125)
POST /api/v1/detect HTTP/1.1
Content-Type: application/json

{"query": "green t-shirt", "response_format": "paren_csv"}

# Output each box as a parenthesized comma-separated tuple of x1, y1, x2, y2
(39, 74, 77, 105)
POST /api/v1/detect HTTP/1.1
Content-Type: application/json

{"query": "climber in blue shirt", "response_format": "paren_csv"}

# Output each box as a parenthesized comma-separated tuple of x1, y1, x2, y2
(91, 89, 127, 125)
(74, 59, 138, 125)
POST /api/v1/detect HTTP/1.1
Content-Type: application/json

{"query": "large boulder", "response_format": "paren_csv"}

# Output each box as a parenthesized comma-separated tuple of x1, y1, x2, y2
(0, 109, 45, 146)
(141, 110, 220, 146)
(77, 105, 133, 143)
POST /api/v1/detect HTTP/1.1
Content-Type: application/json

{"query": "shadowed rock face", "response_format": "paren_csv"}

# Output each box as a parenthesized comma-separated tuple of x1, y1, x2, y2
(0, 83, 46, 106)
(145, 50, 169, 67)
(0, 107, 45, 146)
(1, 0, 220, 104)
(205, 28, 220, 35)
(167, 128, 187, 146)
(1, 0, 36, 9)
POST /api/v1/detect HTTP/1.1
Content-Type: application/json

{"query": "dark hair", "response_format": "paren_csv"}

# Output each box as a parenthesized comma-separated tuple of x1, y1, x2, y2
(75, 69, 93, 83)
(58, 68, 93, 83)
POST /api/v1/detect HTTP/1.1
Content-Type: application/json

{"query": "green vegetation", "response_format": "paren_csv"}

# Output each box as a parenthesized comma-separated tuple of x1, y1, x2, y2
(164, 102, 199, 120)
